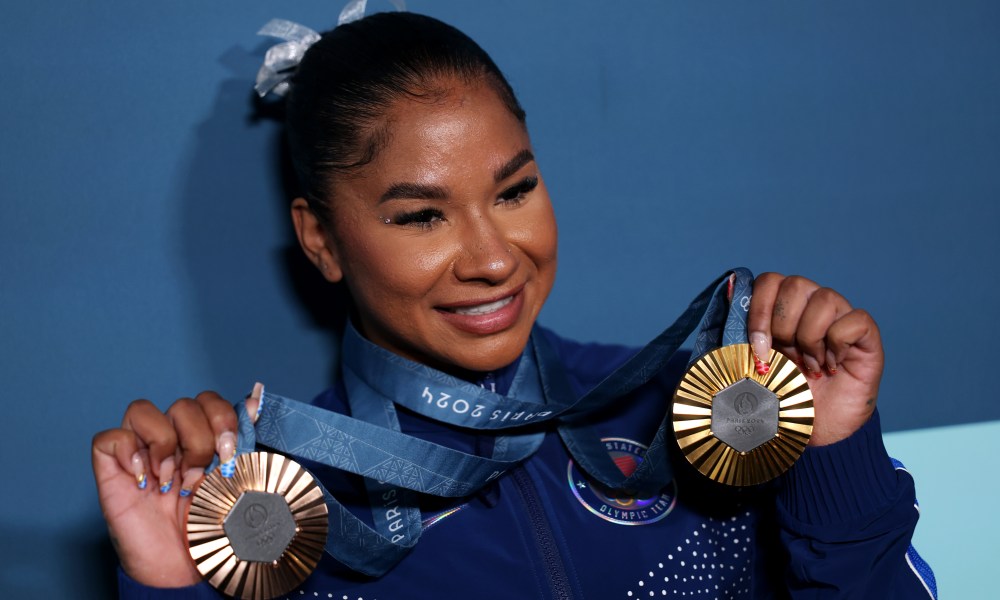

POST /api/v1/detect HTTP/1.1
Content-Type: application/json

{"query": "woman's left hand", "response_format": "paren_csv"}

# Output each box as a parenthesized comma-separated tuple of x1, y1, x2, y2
(747, 273, 883, 446)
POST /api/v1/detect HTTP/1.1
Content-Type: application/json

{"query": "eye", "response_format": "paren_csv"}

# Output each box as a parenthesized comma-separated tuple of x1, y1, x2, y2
(498, 176, 539, 207)
(391, 208, 445, 229)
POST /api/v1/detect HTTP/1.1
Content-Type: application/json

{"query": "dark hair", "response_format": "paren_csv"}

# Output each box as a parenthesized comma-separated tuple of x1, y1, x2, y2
(285, 12, 526, 226)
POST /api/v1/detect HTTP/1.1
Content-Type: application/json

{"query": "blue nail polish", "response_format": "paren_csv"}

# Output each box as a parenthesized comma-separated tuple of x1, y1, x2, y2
(159, 480, 173, 494)
(220, 457, 236, 478)
(136, 473, 148, 490)
(179, 488, 191, 498)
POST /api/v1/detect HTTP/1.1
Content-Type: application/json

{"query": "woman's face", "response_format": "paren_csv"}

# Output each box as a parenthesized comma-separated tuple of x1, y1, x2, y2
(302, 79, 558, 375)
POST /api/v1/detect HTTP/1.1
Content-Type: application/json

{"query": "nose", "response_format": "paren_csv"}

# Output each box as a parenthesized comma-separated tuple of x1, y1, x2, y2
(452, 213, 518, 284)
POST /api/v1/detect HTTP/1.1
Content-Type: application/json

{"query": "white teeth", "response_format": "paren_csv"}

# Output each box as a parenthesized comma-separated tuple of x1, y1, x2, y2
(452, 295, 514, 316)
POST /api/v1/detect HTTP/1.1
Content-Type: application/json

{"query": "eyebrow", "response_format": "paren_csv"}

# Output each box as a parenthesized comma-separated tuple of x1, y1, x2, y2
(378, 149, 536, 204)
(378, 182, 449, 204)
(493, 149, 535, 183)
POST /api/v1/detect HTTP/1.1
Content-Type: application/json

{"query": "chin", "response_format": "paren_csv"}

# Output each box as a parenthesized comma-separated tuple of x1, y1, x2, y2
(437, 328, 532, 376)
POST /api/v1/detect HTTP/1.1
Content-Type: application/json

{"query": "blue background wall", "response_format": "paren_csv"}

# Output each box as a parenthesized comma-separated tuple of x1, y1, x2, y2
(1, 0, 996, 596)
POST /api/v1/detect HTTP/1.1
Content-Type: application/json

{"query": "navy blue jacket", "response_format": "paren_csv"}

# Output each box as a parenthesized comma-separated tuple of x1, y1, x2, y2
(120, 328, 936, 599)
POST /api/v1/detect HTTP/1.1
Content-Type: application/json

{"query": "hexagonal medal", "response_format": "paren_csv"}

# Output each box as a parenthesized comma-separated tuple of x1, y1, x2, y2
(187, 452, 329, 599)
(672, 344, 814, 486)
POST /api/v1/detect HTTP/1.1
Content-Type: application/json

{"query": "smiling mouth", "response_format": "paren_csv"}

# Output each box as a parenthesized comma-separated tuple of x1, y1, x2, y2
(444, 296, 515, 316)
(435, 288, 526, 336)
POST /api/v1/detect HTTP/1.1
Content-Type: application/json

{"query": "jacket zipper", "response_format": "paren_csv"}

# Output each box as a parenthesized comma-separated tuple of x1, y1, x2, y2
(511, 466, 574, 600)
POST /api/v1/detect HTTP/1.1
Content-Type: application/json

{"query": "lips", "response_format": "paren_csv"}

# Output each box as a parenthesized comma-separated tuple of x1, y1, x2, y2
(435, 286, 526, 335)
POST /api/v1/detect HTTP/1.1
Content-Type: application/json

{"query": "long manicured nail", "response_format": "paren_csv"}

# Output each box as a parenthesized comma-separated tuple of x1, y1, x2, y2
(749, 332, 771, 373)
(825, 350, 838, 375)
(247, 382, 264, 423)
(802, 356, 823, 379)
(179, 467, 204, 498)
(218, 431, 237, 478)
(753, 356, 771, 375)
(158, 456, 175, 494)
(130, 452, 147, 490)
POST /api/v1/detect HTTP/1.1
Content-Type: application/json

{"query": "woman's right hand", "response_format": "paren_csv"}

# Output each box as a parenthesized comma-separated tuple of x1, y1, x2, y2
(91, 388, 260, 588)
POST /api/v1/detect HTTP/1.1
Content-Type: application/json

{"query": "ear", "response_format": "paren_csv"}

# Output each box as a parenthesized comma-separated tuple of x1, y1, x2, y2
(290, 198, 343, 283)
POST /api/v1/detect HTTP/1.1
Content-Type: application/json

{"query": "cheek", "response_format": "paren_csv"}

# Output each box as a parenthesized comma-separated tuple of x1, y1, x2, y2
(538, 206, 559, 262)
(526, 182, 558, 260)
(339, 229, 453, 302)
(514, 201, 559, 268)
(411, 244, 454, 276)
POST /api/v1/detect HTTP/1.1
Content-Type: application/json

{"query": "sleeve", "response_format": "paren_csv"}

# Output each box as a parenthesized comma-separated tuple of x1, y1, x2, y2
(776, 411, 937, 599)
(118, 567, 223, 599)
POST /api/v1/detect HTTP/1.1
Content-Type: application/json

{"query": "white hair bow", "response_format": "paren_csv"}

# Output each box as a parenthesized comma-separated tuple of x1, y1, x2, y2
(254, 0, 407, 98)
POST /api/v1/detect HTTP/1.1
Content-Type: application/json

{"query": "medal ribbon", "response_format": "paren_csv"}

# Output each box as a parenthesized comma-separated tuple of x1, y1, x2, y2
(227, 268, 753, 576)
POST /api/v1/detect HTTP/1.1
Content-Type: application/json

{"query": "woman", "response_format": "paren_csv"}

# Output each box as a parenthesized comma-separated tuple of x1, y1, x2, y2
(92, 11, 934, 599)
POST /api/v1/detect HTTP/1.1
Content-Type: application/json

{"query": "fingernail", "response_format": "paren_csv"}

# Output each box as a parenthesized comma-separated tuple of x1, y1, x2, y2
(802, 356, 823, 379)
(753, 356, 771, 375)
(749, 332, 771, 367)
(802, 366, 824, 379)
(250, 381, 264, 423)
(179, 467, 204, 498)
(130, 452, 147, 490)
(218, 431, 237, 478)
(825, 350, 838, 375)
(159, 456, 175, 494)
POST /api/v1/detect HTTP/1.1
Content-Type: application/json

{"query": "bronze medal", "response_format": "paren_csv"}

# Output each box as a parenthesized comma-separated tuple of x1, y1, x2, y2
(672, 344, 814, 486)
(186, 451, 329, 599)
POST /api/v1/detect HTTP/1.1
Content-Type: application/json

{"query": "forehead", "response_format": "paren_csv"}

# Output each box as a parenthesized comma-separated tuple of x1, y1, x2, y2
(370, 80, 531, 181)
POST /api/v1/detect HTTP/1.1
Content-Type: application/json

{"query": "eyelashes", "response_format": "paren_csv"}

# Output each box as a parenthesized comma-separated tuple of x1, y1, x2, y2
(391, 208, 445, 228)
(388, 176, 540, 230)
(499, 176, 538, 205)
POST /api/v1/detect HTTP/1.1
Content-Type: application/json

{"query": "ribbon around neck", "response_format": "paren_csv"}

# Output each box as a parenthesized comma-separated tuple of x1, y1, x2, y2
(223, 268, 754, 576)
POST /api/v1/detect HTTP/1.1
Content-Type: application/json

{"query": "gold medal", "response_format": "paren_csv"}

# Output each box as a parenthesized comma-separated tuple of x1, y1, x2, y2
(186, 451, 329, 600)
(672, 344, 814, 486)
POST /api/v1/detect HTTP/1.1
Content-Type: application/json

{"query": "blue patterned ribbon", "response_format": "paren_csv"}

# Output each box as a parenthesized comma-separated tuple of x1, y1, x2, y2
(229, 268, 753, 575)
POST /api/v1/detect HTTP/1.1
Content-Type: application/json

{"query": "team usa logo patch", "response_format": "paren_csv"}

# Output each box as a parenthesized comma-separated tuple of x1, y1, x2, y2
(567, 437, 677, 526)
